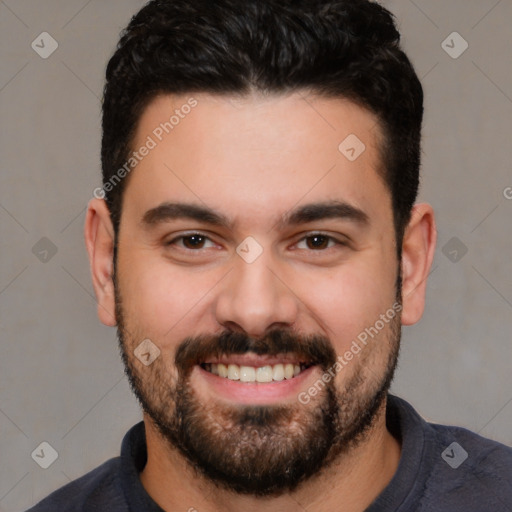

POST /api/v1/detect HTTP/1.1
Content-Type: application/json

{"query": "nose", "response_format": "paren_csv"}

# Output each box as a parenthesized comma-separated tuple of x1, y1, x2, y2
(214, 250, 299, 338)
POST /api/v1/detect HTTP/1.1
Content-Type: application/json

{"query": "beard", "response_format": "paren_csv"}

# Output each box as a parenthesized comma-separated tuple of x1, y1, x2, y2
(115, 282, 401, 497)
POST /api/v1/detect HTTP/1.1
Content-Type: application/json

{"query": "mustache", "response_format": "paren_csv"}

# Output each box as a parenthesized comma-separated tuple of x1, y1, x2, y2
(174, 328, 337, 376)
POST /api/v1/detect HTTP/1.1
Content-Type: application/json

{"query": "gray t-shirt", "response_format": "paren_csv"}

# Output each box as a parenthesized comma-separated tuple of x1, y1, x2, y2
(27, 395, 512, 511)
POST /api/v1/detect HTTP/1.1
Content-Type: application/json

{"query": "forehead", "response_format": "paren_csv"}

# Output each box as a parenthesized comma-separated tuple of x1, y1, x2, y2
(123, 91, 391, 231)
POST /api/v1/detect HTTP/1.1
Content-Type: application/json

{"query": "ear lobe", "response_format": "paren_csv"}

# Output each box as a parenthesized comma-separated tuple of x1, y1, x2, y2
(84, 198, 117, 327)
(400, 203, 437, 326)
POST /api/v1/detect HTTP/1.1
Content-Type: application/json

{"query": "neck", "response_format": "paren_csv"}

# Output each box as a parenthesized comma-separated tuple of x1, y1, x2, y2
(140, 398, 401, 512)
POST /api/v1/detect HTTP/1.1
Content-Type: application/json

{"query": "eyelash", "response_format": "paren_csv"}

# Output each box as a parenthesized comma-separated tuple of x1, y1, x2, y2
(166, 232, 347, 252)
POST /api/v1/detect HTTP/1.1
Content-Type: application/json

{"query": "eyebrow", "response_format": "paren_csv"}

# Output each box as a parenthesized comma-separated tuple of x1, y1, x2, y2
(141, 200, 369, 230)
(142, 202, 231, 228)
(279, 200, 369, 229)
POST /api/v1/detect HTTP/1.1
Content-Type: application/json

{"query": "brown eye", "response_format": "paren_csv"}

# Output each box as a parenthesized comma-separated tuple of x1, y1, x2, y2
(294, 233, 346, 252)
(167, 233, 216, 250)
(182, 234, 206, 249)
(305, 235, 330, 250)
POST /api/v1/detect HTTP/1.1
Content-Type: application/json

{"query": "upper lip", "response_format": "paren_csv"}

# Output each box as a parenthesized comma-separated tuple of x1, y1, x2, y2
(201, 353, 311, 367)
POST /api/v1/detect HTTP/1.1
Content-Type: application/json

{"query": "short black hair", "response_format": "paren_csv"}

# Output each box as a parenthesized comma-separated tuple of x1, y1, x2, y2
(102, 0, 423, 249)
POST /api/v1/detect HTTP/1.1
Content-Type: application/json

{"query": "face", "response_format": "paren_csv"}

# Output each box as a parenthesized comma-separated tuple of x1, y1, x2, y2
(113, 92, 401, 495)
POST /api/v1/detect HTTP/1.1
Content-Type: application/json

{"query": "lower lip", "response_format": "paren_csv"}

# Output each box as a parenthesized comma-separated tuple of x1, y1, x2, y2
(193, 365, 318, 405)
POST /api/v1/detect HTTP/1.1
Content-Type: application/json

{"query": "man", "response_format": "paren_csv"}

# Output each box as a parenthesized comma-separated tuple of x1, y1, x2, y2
(28, 0, 512, 510)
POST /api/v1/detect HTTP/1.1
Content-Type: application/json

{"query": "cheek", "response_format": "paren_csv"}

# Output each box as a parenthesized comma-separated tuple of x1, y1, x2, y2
(295, 258, 396, 351)
(117, 249, 220, 343)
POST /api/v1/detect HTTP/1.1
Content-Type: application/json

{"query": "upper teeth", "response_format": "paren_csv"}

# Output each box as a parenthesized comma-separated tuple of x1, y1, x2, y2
(205, 363, 302, 382)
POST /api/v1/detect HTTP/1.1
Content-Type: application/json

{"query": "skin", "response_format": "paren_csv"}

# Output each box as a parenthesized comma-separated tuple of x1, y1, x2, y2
(85, 91, 436, 512)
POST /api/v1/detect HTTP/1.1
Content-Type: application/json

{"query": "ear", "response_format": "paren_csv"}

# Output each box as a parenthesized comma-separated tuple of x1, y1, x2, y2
(84, 198, 117, 327)
(400, 203, 437, 326)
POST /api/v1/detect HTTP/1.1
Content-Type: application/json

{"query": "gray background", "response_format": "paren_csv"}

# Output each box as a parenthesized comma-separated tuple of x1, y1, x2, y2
(1, 1, 511, 510)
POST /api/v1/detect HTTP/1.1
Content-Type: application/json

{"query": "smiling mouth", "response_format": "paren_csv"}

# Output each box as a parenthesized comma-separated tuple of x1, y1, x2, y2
(199, 362, 314, 383)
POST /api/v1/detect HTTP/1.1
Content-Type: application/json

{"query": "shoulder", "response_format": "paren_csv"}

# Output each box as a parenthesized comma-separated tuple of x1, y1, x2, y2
(422, 421, 512, 510)
(26, 457, 127, 512)
(430, 421, 512, 478)
(386, 395, 512, 511)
